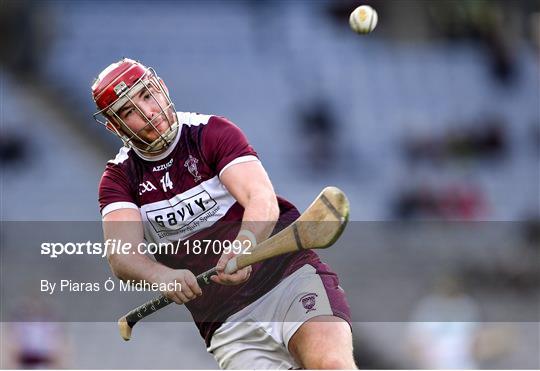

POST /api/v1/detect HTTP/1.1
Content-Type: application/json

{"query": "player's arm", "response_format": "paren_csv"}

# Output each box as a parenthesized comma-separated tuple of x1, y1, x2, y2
(222, 160, 280, 241)
(102, 208, 202, 303)
(211, 160, 280, 285)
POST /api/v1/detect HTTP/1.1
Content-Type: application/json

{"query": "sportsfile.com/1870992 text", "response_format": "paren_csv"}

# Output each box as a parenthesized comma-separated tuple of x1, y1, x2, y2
(40, 239, 252, 258)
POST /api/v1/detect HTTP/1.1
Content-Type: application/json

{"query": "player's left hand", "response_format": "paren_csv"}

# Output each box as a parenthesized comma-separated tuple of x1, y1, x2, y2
(211, 251, 252, 286)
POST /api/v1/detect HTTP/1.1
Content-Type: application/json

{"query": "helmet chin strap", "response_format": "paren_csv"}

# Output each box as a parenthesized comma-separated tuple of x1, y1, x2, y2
(142, 121, 179, 153)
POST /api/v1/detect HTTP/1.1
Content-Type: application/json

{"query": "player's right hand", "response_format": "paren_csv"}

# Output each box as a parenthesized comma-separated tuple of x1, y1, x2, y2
(156, 269, 202, 305)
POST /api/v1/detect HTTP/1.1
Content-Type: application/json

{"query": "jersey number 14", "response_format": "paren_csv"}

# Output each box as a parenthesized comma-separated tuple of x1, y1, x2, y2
(160, 172, 173, 192)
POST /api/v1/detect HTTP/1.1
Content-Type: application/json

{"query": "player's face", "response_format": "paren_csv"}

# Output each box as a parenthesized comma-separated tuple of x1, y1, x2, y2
(114, 81, 176, 144)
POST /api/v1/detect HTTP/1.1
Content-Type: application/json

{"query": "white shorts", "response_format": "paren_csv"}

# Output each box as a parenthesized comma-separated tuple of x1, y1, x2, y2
(207, 264, 337, 369)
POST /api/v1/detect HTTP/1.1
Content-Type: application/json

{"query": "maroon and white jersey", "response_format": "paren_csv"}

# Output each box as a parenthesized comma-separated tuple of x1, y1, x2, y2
(99, 112, 349, 345)
(100, 112, 260, 241)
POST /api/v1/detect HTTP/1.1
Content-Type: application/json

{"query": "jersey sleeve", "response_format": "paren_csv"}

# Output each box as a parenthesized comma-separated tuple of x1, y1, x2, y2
(202, 116, 259, 176)
(98, 163, 138, 216)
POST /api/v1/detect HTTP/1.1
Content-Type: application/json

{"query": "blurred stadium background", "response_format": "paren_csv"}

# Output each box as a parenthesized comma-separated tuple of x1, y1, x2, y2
(1, 0, 539, 369)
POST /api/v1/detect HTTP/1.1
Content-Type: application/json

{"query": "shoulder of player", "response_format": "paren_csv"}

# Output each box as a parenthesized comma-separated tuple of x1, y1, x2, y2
(102, 147, 137, 180)
(107, 146, 132, 165)
(176, 111, 237, 130)
(176, 111, 213, 127)
(178, 112, 243, 151)
(99, 147, 136, 192)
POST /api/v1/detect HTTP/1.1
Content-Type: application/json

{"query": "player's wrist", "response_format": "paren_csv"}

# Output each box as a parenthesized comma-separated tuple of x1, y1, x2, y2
(148, 264, 175, 285)
(236, 229, 257, 248)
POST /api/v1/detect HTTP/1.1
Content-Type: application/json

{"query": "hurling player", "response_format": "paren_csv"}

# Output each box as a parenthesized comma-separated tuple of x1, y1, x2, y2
(92, 58, 356, 369)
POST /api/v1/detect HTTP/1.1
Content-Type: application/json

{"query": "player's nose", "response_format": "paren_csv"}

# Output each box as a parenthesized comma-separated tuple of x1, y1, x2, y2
(140, 101, 160, 119)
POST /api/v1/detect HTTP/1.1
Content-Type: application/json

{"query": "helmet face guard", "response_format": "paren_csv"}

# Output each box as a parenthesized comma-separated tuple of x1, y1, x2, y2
(92, 58, 179, 156)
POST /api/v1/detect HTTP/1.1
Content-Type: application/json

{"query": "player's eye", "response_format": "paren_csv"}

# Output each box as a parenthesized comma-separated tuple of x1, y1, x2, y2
(123, 107, 134, 117)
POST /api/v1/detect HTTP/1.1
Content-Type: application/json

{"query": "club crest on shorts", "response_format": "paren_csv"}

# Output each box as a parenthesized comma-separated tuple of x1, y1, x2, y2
(299, 293, 318, 313)
(184, 155, 202, 182)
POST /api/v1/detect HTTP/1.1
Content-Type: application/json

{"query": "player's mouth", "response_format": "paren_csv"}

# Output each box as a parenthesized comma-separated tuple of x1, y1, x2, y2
(150, 117, 168, 133)
(155, 120, 166, 130)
